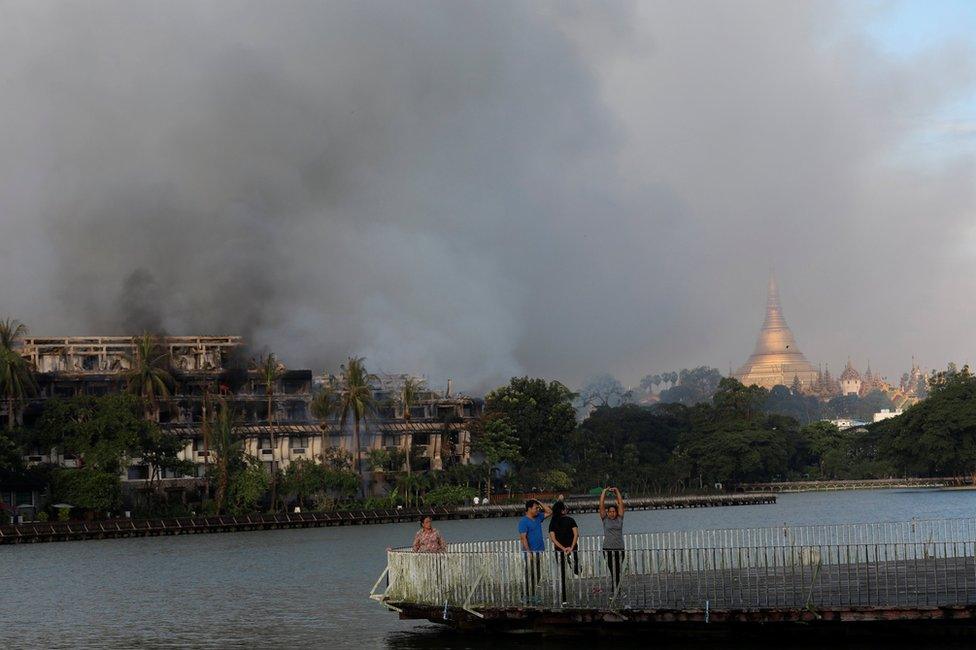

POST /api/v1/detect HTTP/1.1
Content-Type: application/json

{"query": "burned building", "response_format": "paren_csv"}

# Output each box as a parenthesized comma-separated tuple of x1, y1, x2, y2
(17, 337, 480, 500)
(316, 372, 482, 472)
(18, 336, 313, 490)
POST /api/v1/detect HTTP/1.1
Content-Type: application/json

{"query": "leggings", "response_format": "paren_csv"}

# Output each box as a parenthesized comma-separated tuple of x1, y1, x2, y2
(604, 549, 625, 588)
(524, 552, 542, 595)
(554, 550, 579, 603)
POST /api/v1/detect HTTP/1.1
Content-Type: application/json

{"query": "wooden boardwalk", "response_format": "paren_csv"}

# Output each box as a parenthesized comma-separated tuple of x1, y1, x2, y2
(0, 494, 774, 544)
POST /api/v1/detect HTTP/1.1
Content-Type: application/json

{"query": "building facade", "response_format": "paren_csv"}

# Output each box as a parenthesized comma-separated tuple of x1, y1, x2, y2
(16, 336, 480, 501)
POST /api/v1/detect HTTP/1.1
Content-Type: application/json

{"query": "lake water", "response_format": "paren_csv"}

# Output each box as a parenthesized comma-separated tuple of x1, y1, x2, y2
(3, 489, 976, 649)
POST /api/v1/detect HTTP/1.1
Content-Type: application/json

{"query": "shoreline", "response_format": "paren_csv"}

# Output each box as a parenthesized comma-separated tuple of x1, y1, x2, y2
(0, 494, 775, 545)
(734, 477, 972, 493)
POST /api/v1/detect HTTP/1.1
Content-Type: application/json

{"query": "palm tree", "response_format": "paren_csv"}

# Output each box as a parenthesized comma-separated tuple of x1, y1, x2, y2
(124, 333, 175, 421)
(252, 352, 285, 511)
(0, 319, 37, 431)
(311, 357, 376, 498)
(343, 357, 378, 497)
(210, 398, 243, 514)
(399, 377, 421, 505)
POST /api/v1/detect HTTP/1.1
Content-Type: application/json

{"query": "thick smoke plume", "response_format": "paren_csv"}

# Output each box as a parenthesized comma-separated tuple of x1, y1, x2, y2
(0, 2, 973, 390)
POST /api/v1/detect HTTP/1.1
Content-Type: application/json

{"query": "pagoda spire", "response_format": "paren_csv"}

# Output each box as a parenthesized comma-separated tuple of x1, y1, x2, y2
(762, 273, 788, 331)
(734, 275, 818, 389)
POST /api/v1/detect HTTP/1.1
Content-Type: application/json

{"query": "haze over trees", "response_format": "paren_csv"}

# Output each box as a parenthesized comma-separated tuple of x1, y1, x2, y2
(3, 303, 976, 519)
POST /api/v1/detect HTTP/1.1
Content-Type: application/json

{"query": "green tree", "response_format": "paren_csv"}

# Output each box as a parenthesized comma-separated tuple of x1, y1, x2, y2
(571, 403, 689, 492)
(712, 378, 768, 420)
(875, 365, 976, 476)
(658, 367, 724, 406)
(485, 377, 576, 483)
(422, 484, 476, 507)
(134, 424, 194, 506)
(801, 421, 846, 478)
(284, 456, 360, 508)
(252, 352, 285, 511)
(124, 334, 175, 421)
(283, 458, 325, 508)
(765, 384, 824, 425)
(536, 468, 573, 491)
(319, 446, 353, 472)
(0, 429, 22, 474)
(472, 416, 521, 503)
(366, 448, 392, 473)
(680, 424, 793, 485)
(0, 319, 37, 431)
(50, 467, 122, 512)
(31, 395, 150, 475)
(396, 471, 426, 507)
(229, 456, 270, 514)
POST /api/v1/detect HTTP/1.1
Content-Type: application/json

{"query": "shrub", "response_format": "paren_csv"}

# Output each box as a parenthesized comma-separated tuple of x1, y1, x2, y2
(50, 468, 122, 512)
(423, 485, 477, 507)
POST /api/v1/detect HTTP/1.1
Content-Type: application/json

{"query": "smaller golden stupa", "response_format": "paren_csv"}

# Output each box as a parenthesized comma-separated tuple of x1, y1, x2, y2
(734, 276, 819, 389)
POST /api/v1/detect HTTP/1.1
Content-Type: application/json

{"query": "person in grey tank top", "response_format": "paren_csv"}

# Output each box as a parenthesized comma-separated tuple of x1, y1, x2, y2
(599, 487, 625, 590)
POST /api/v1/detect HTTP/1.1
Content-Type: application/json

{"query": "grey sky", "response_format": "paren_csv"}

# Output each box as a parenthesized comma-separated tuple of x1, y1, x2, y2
(0, 1, 973, 392)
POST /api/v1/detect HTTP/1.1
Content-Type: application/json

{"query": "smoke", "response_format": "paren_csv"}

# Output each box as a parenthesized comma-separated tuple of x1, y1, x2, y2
(117, 269, 166, 334)
(0, 2, 973, 391)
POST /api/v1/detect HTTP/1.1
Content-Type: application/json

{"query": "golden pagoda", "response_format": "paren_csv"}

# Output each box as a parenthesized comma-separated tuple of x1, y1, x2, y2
(734, 276, 819, 389)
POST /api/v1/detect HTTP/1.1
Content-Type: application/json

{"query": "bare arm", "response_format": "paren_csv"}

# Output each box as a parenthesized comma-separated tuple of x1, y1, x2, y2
(570, 526, 579, 551)
(614, 487, 624, 516)
(599, 488, 608, 519)
(539, 501, 553, 519)
(520, 532, 530, 552)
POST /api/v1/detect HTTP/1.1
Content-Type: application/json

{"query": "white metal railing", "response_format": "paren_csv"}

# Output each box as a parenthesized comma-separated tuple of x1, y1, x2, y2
(378, 517, 976, 612)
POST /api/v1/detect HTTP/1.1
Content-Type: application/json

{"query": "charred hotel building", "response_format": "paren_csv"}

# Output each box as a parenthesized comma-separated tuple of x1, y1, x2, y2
(12, 335, 480, 506)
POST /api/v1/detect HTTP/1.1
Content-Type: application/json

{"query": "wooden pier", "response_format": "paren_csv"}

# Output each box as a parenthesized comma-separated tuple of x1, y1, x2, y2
(736, 476, 973, 492)
(0, 493, 773, 544)
(372, 517, 976, 636)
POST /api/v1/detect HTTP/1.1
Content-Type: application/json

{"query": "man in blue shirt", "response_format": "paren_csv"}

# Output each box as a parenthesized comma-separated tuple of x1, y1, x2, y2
(518, 499, 552, 604)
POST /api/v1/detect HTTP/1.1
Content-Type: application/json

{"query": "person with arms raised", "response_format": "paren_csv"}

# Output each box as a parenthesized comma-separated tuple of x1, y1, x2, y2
(599, 487, 625, 593)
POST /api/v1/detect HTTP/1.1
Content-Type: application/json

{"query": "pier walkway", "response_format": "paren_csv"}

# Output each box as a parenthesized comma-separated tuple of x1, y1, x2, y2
(0, 493, 772, 544)
(736, 476, 973, 492)
(372, 517, 976, 633)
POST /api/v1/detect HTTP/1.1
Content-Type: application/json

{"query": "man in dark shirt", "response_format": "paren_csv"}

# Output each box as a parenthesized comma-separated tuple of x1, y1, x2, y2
(548, 500, 579, 605)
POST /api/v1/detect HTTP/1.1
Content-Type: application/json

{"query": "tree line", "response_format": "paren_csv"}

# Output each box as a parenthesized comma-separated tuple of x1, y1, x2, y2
(4, 313, 975, 519)
(578, 365, 900, 424)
